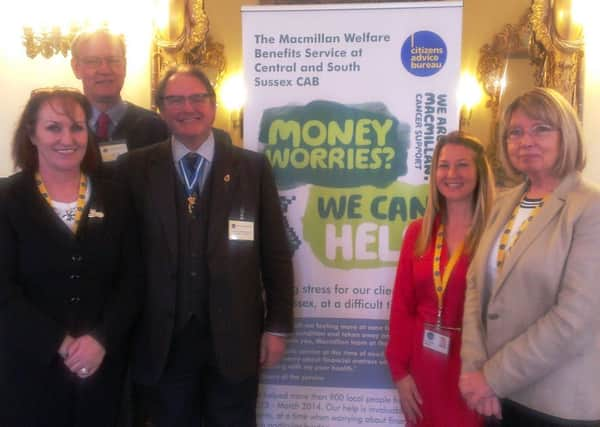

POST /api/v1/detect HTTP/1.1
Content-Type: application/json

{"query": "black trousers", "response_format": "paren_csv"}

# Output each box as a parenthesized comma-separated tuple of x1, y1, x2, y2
(487, 399, 600, 427)
(132, 320, 259, 427)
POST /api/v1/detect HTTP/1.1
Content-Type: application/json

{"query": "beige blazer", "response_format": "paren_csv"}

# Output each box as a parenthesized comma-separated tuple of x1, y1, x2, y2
(461, 172, 600, 420)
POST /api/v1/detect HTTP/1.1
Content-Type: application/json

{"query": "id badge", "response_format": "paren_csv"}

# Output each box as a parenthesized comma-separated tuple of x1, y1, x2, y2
(422, 327, 451, 356)
(229, 220, 254, 241)
(99, 139, 128, 162)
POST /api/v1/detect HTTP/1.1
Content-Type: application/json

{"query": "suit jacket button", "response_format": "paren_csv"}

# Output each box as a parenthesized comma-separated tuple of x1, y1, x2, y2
(488, 313, 499, 320)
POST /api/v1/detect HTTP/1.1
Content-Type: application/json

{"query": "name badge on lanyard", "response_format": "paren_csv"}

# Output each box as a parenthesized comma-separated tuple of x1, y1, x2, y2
(423, 328, 451, 355)
(422, 223, 464, 356)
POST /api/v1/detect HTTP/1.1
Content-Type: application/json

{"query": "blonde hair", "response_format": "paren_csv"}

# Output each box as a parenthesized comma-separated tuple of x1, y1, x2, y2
(71, 28, 126, 59)
(415, 131, 495, 256)
(498, 87, 585, 181)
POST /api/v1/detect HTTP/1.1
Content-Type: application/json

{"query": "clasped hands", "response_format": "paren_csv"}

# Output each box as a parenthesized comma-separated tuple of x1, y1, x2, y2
(58, 334, 106, 379)
(459, 371, 502, 420)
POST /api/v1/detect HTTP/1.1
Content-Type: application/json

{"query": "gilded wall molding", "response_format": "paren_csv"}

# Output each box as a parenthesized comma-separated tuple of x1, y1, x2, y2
(530, 0, 584, 114)
(151, 0, 226, 109)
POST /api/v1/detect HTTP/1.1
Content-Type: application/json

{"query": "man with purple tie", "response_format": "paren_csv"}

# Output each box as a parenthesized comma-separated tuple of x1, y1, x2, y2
(71, 29, 168, 163)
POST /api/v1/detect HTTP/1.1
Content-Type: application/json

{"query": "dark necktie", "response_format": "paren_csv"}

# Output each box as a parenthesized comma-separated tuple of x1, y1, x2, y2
(96, 112, 111, 141)
(181, 153, 205, 214)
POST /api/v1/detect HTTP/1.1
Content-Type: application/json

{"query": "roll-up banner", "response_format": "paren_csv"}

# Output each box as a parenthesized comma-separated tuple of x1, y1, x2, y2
(242, 2, 463, 425)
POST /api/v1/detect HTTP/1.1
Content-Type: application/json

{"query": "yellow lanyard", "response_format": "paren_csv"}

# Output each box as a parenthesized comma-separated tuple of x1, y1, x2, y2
(496, 195, 544, 271)
(36, 172, 88, 233)
(433, 224, 464, 328)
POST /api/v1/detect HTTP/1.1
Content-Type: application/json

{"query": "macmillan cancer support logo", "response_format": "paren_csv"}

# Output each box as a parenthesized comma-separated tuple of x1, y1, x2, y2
(401, 30, 447, 77)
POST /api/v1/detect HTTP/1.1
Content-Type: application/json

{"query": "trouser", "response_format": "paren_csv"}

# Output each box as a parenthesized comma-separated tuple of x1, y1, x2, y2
(132, 319, 258, 427)
(488, 399, 600, 427)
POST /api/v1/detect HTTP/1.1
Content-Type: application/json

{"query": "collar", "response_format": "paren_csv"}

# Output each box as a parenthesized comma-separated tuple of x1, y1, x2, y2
(171, 132, 215, 164)
(518, 171, 582, 203)
(90, 100, 128, 128)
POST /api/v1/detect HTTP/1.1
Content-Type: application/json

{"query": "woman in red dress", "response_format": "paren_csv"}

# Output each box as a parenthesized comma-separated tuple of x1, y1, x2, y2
(386, 131, 494, 427)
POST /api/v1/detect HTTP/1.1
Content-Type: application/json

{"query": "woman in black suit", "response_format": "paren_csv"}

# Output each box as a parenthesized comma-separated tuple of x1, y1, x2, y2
(0, 87, 143, 427)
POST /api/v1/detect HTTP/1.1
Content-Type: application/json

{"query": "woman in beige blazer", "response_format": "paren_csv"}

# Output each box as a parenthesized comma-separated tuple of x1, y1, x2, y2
(459, 87, 600, 426)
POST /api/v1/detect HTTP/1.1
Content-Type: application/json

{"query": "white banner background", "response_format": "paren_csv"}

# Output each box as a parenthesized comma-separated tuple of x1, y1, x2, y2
(242, 3, 463, 426)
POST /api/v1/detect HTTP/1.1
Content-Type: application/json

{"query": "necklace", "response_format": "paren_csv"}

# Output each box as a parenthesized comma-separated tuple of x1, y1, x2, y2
(496, 193, 545, 271)
(36, 172, 88, 233)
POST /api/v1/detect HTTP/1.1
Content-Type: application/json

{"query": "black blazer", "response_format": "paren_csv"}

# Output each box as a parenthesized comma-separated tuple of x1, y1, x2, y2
(116, 129, 294, 384)
(108, 102, 169, 151)
(0, 172, 143, 419)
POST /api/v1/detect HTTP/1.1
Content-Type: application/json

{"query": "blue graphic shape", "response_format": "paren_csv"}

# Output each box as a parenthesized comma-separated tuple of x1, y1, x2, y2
(401, 31, 447, 77)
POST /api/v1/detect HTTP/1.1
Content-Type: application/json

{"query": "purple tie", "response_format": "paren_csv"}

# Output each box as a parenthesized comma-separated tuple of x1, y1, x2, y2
(96, 112, 111, 141)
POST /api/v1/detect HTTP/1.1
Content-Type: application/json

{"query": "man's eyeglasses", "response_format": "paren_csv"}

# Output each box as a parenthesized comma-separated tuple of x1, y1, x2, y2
(505, 124, 559, 142)
(78, 56, 125, 68)
(161, 94, 213, 108)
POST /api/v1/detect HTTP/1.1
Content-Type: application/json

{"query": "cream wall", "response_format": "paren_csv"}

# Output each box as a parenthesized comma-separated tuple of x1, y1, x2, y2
(1, 0, 598, 184)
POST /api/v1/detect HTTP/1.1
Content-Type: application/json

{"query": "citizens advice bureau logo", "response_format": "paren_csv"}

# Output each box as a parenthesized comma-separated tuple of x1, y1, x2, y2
(401, 30, 447, 77)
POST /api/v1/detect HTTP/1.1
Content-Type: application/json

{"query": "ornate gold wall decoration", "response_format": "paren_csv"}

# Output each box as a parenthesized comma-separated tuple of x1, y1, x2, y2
(477, 0, 584, 186)
(151, 0, 226, 109)
(477, 11, 534, 186)
(23, 25, 79, 59)
(530, 0, 584, 115)
(477, 12, 532, 120)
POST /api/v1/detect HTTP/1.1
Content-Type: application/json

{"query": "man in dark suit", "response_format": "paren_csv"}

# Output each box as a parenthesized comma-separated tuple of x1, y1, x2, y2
(116, 65, 294, 427)
(71, 29, 168, 163)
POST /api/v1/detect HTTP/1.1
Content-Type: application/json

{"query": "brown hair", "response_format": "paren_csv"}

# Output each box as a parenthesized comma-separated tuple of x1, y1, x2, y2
(155, 64, 216, 110)
(498, 87, 585, 180)
(12, 87, 99, 173)
(415, 130, 495, 256)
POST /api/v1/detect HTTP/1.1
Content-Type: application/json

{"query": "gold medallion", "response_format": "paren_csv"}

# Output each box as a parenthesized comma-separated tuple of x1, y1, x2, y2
(187, 195, 197, 214)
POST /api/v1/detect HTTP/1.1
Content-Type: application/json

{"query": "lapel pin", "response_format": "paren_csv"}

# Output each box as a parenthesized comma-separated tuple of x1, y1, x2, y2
(88, 209, 105, 219)
(224, 174, 231, 183)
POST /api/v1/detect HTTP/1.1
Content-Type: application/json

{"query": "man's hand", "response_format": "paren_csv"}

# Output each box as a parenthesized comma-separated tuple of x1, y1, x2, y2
(259, 333, 286, 368)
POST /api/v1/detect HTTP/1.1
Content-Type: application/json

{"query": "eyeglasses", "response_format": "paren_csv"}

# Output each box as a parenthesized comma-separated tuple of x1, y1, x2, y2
(505, 124, 559, 142)
(161, 93, 213, 108)
(78, 56, 124, 68)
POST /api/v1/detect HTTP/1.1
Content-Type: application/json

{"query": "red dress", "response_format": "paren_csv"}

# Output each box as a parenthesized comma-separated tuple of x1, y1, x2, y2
(386, 219, 482, 427)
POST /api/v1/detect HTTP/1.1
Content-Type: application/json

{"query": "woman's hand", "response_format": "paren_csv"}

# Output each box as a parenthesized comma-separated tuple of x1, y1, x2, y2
(396, 374, 423, 424)
(58, 335, 74, 359)
(475, 396, 502, 419)
(64, 335, 106, 379)
(459, 370, 498, 414)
